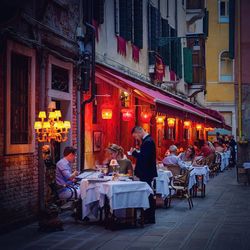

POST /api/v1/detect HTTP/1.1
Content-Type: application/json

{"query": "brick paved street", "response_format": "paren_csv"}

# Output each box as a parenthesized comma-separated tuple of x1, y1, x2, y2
(1, 169, 250, 250)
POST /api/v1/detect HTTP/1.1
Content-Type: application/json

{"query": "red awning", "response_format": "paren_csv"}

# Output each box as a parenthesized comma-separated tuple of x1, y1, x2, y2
(96, 66, 223, 127)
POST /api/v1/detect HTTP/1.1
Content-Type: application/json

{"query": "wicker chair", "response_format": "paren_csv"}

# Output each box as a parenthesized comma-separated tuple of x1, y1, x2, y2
(164, 164, 182, 176)
(170, 168, 194, 209)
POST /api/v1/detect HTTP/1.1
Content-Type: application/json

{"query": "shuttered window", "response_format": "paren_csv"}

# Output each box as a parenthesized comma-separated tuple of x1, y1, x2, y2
(119, 0, 132, 41)
(93, 0, 105, 24)
(176, 39, 182, 79)
(170, 27, 177, 72)
(160, 18, 170, 66)
(149, 5, 161, 65)
(133, 0, 143, 48)
(183, 47, 193, 84)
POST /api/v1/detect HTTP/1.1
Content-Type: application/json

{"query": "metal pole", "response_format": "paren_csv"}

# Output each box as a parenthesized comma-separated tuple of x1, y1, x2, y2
(237, 0, 242, 140)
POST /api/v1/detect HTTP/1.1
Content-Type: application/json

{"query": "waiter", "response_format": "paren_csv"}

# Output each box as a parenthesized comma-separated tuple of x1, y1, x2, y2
(130, 126, 157, 224)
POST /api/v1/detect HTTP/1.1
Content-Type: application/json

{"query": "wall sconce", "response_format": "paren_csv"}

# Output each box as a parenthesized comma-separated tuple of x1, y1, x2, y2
(121, 108, 133, 122)
(34, 110, 71, 143)
(120, 91, 130, 107)
(156, 116, 165, 124)
(184, 120, 191, 128)
(140, 111, 152, 123)
(196, 124, 202, 130)
(167, 117, 175, 128)
(102, 108, 112, 119)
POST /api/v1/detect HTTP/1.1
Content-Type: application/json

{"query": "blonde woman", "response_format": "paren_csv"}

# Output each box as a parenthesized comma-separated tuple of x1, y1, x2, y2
(106, 144, 133, 176)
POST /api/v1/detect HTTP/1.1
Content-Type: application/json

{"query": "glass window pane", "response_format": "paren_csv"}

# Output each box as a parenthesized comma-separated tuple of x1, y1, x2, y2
(52, 64, 69, 92)
(11, 52, 30, 144)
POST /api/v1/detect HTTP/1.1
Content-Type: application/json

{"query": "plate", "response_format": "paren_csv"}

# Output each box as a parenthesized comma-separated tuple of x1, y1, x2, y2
(87, 178, 110, 182)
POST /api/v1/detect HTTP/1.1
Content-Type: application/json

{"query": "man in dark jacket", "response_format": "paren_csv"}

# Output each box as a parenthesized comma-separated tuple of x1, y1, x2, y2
(130, 126, 157, 223)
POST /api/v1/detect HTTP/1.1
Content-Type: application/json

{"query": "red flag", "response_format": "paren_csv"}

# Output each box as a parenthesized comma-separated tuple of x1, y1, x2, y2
(117, 36, 126, 56)
(132, 44, 140, 63)
(154, 55, 165, 82)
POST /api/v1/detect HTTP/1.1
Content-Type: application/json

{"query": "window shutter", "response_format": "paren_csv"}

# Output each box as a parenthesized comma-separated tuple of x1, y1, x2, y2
(177, 39, 182, 78)
(149, 5, 161, 65)
(183, 47, 193, 84)
(133, 0, 143, 49)
(170, 27, 177, 72)
(93, 0, 105, 24)
(119, 0, 132, 41)
(161, 18, 170, 66)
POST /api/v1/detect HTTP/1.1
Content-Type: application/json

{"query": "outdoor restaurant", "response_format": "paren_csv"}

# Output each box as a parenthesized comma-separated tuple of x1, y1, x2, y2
(35, 64, 233, 231)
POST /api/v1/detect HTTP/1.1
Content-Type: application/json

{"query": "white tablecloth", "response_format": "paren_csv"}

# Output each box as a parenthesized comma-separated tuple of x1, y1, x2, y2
(80, 178, 153, 218)
(99, 181, 153, 210)
(155, 170, 173, 198)
(187, 165, 210, 189)
(243, 162, 250, 169)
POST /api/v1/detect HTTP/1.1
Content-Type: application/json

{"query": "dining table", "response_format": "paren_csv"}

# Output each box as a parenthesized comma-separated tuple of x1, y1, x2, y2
(78, 172, 153, 228)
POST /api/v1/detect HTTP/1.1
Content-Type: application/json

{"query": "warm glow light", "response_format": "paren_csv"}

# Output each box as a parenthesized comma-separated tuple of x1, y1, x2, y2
(167, 118, 175, 127)
(38, 111, 46, 119)
(184, 120, 191, 128)
(102, 109, 112, 119)
(43, 122, 50, 129)
(55, 110, 62, 118)
(140, 111, 152, 123)
(34, 108, 71, 143)
(34, 121, 42, 130)
(121, 109, 133, 122)
(64, 121, 71, 129)
(156, 116, 165, 124)
(196, 124, 202, 130)
(49, 112, 57, 119)
(205, 127, 213, 131)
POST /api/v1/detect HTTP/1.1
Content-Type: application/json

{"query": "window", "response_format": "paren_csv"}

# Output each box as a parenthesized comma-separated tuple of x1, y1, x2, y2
(114, 0, 143, 48)
(52, 64, 69, 92)
(6, 40, 36, 154)
(218, 0, 229, 23)
(219, 51, 233, 82)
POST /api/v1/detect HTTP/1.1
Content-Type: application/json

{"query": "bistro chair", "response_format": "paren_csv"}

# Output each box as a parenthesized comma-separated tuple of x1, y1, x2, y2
(164, 164, 182, 176)
(49, 182, 81, 221)
(170, 168, 194, 209)
(210, 152, 221, 177)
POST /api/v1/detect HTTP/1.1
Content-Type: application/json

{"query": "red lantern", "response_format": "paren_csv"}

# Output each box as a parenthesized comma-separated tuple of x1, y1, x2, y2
(167, 118, 175, 128)
(121, 109, 133, 121)
(196, 124, 202, 130)
(140, 111, 152, 123)
(184, 120, 191, 128)
(102, 109, 112, 119)
(156, 116, 165, 124)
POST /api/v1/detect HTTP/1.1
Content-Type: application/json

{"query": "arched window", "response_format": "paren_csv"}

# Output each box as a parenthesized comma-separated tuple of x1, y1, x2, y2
(219, 51, 233, 82)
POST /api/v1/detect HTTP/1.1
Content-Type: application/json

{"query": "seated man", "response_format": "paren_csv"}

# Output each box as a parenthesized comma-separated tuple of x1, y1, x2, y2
(163, 145, 179, 165)
(56, 146, 80, 199)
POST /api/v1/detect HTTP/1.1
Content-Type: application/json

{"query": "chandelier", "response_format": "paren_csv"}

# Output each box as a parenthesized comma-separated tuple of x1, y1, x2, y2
(34, 110, 71, 143)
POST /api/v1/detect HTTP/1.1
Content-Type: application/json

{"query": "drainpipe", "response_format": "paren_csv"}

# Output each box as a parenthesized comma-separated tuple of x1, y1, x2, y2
(81, 22, 96, 171)
(237, 0, 242, 141)
(38, 50, 46, 211)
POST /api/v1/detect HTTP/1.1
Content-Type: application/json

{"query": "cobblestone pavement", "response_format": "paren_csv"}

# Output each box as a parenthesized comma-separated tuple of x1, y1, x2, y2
(1, 168, 250, 250)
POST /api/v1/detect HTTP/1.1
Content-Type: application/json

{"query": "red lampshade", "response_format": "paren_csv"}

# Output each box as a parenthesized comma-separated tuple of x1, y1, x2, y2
(156, 116, 165, 124)
(167, 118, 175, 128)
(140, 111, 152, 123)
(102, 109, 112, 119)
(121, 109, 133, 121)
(184, 120, 191, 128)
(196, 124, 202, 130)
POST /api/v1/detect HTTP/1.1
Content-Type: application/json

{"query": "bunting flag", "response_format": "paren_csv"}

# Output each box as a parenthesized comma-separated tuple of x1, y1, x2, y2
(92, 19, 99, 42)
(117, 36, 126, 56)
(132, 44, 140, 63)
(154, 54, 165, 82)
(170, 70, 176, 81)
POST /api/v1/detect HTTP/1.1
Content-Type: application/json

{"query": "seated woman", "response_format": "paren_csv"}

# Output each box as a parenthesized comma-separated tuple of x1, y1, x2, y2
(106, 144, 133, 176)
(178, 145, 195, 166)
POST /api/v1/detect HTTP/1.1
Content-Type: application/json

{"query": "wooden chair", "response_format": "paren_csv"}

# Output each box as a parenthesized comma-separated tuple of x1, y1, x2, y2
(170, 168, 194, 209)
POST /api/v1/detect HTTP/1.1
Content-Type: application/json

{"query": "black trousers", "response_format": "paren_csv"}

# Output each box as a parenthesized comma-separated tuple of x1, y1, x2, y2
(143, 179, 156, 221)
